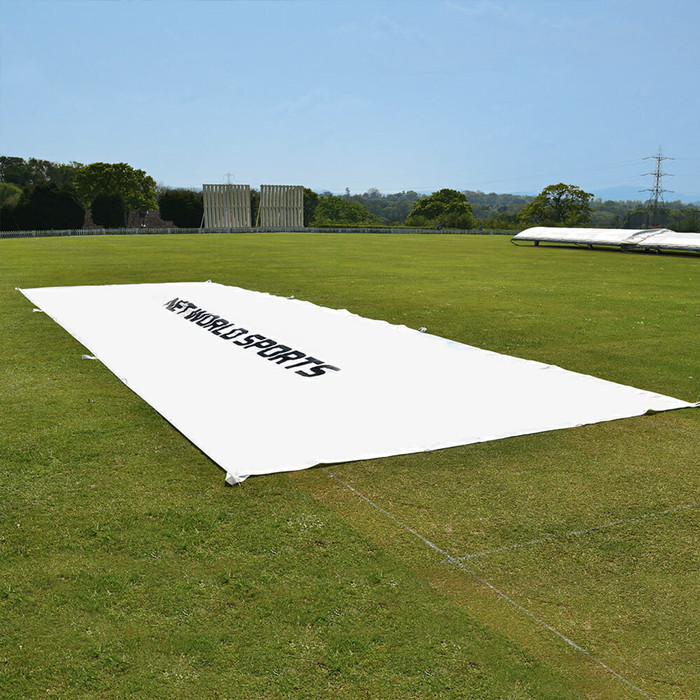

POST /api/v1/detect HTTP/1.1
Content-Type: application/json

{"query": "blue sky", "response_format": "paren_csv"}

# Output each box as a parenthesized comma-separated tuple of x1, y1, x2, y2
(1, 0, 699, 199)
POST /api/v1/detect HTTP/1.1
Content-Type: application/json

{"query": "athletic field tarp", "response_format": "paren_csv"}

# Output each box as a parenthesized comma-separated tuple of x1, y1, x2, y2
(513, 227, 700, 252)
(18, 282, 695, 483)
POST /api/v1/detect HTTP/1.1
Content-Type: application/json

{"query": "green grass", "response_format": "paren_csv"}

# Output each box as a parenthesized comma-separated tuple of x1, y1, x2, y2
(1, 233, 698, 699)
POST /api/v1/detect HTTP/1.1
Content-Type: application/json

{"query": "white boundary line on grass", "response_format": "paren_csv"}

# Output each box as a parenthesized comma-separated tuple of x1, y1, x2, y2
(322, 468, 655, 700)
(455, 502, 700, 561)
(643, 416, 700, 439)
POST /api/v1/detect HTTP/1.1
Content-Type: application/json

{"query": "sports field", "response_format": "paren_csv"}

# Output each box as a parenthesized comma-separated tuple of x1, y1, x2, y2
(1, 233, 697, 699)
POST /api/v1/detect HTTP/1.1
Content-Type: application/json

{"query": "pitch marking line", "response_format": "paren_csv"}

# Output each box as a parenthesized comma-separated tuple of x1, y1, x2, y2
(323, 468, 655, 700)
(643, 416, 700, 439)
(455, 502, 700, 561)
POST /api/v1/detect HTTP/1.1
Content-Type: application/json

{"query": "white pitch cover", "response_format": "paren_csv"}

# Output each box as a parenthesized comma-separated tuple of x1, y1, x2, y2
(19, 282, 695, 483)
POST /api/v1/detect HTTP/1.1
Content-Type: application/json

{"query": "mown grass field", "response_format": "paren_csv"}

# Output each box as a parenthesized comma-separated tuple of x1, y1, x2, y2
(1, 233, 698, 699)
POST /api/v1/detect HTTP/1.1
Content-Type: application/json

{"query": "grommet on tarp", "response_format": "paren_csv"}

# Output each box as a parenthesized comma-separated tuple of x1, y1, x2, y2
(81, 354, 97, 360)
(419, 327, 427, 333)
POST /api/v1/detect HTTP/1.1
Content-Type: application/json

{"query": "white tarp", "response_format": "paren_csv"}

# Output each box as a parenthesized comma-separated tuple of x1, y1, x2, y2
(18, 282, 695, 483)
(626, 229, 700, 252)
(513, 226, 700, 252)
(514, 227, 651, 246)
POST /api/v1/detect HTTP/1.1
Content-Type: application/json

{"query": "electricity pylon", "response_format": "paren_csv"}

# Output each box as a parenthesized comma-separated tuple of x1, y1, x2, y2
(641, 147, 673, 227)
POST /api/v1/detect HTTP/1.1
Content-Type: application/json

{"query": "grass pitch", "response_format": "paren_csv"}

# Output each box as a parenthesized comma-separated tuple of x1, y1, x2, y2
(1, 233, 698, 699)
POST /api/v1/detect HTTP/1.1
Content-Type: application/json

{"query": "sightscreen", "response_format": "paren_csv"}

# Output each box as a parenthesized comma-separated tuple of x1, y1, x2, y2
(203, 184, 251, 228)
(258, 185, 304, 228)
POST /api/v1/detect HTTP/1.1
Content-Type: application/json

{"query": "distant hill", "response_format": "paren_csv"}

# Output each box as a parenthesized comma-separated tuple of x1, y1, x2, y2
(590, 185, 699, 204)
(507, 186, 698, 205)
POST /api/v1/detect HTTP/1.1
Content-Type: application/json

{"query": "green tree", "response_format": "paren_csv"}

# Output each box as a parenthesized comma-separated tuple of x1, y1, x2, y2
(91, 192, 126, 228)
(311, 194, 381, 226)
(158, 188, 203, 228)
(518, 183, 594, 227)
(406, 189, 476, 229)
(622, 206, 671, 229)
(476, 211, 520, 230)
(303, 188, 319, 226)
(0, 182, 22, 230)
(670, 206, 700, 232)
(0, 156, 82, 189)
(0, 182, 22, 210)
(347, 189, 420, 224)
(74, 162, 157, 213)
(12, 184, 84, 230)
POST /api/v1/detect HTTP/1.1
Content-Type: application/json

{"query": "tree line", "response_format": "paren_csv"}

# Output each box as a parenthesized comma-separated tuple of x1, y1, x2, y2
(0, 158, 157, 230)
(2, 156, 699, 232)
